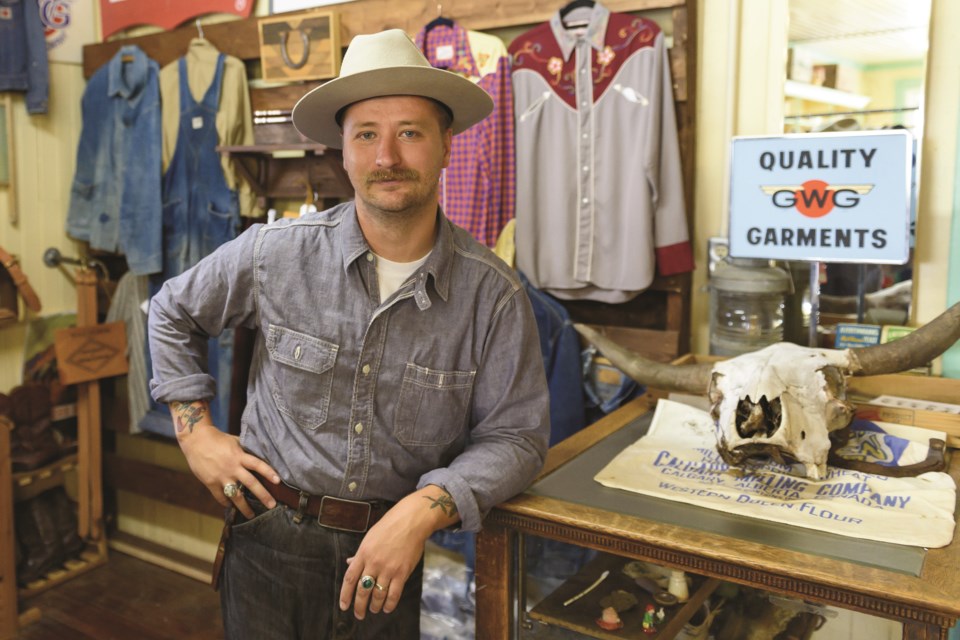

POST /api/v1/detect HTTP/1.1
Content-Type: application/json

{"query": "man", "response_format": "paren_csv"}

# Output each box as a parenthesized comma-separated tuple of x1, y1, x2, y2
(148, 29, 550, 639)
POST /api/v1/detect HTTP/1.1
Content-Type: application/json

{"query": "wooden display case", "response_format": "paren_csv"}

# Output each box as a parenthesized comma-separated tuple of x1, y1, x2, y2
(475, 398, 960, 640)
(526, 551, 720, 638)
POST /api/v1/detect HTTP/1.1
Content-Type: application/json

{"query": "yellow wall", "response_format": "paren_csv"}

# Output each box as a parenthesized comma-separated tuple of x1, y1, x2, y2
(1, 0, 957, 565)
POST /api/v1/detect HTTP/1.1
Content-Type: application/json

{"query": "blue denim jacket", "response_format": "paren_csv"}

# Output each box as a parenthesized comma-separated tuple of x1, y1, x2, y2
(66, 45, 162, 275)
(149, 203, 551, 532)
(0, 0, 49, 114)
(518, 271, 586, 445)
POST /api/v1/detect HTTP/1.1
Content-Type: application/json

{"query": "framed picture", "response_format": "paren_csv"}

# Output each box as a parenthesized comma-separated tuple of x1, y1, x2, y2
(259, 10, 341, 82)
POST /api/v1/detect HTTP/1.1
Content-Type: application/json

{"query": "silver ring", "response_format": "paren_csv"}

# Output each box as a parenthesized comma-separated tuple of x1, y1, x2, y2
(223, 483, 240, 498)
(360, 575, 375, 590)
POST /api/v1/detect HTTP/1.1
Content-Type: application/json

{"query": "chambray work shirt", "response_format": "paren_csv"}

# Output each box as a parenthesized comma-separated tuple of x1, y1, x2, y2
(149, 203, 551, 532)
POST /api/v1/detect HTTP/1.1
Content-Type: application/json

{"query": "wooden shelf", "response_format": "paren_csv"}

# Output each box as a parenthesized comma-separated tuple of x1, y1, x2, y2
(12, 454, 78, 503)
(217, 144, 353, 206)
(527, 552, 720, 639)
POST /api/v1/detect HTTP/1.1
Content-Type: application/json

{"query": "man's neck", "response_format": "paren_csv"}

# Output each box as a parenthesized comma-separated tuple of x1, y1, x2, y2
(355, 202, 438, 262)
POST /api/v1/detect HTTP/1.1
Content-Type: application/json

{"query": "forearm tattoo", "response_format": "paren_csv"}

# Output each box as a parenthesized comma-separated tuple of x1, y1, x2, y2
(172, 401, 204, 434)
(424, 492, 458, 518)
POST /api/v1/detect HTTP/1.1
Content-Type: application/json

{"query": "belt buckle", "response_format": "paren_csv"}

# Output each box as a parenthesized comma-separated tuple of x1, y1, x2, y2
(318, 495, 371, 533)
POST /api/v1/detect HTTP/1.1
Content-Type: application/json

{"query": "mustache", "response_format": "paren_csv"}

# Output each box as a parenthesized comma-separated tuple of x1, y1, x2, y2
(366, 169, 420, 184)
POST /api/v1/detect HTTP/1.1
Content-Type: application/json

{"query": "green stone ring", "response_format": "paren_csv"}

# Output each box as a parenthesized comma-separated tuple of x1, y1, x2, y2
(360, 575, 375, 590)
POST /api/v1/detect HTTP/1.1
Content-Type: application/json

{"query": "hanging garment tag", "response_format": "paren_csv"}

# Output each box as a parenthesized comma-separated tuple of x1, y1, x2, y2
(0, 8, 12, 19)
(435, 45, 454, 62)
(192, 116, 204, 130)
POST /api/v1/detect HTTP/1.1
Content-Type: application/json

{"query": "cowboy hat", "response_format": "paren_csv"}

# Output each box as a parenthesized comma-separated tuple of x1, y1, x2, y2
(292, 29, 493, 148)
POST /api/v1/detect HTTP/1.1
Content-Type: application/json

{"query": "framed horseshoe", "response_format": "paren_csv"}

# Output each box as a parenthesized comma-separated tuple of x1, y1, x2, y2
(259, 10, 341, 81)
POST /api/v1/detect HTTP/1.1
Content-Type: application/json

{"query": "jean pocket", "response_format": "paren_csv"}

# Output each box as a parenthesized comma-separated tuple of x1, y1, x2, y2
(70, 179, 95, 200)
(266, 324, 338, 430)
(393, 363, 475, 446)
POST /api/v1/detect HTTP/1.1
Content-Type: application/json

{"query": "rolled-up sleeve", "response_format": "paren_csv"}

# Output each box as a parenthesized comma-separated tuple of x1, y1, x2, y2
(148, 225, 261, 404)
(417, 285, 550, 532)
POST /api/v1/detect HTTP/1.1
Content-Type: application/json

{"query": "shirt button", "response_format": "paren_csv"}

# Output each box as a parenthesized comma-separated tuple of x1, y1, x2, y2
(582, 197, 589, 204)
(98, 213, 110, 223)
(366, 253, 374, 262)
(294, 345, 302, 360)
(582, 133, 589, 139)
(348, 482, 357, 492)
(581, 101, 588, 107)
(583, 165, 589, 172)
(354, 422, 363, 434)
(362, 364, 371, 375)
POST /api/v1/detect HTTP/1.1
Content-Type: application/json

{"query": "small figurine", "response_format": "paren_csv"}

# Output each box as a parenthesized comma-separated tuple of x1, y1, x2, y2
(596, 606, 624, 631)
(642, 603, 657, 634)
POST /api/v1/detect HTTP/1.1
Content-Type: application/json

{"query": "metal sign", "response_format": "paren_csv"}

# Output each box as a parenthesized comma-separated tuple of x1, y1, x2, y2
(729, 131, 912, 263)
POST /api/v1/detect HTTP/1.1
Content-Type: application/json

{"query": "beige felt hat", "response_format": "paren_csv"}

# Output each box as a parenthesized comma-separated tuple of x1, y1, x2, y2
(292, 29, 493, 148)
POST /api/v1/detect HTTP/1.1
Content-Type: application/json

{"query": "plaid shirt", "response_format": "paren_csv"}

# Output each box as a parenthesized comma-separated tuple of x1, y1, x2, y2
(416, 23, 515, 247)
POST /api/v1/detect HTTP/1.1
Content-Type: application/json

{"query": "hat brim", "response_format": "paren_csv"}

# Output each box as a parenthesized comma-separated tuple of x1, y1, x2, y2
(292, 66, 494, 148)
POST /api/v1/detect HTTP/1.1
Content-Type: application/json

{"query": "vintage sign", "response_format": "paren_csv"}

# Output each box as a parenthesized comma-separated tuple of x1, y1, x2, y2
(728, 131, 912, 263)
(41, 0, 96, 64)
(98, 0, 253, 40)
(54, 322, 128, 384)
(594, 400, 955, 548)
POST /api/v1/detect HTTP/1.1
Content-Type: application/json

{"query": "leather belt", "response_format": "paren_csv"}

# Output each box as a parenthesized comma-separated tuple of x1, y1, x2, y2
(0, 245, 42, 314)
(253, 472, 390, 532)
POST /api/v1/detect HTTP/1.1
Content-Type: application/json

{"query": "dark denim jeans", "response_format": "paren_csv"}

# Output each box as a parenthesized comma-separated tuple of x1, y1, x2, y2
(221, 495, 422, 640)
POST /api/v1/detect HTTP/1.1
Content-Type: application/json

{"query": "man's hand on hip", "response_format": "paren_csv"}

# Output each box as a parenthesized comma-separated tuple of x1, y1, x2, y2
(170, 400, 280, 519)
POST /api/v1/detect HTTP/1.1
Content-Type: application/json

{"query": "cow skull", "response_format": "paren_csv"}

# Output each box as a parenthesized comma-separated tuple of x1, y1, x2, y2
(575, 301, 960, 480)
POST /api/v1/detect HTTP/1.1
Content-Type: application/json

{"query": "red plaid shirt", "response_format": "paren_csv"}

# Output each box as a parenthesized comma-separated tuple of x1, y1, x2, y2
(416, 23, 515, 247)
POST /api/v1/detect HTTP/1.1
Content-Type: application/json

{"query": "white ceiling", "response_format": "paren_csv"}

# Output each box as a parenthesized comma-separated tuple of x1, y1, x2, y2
(789, 0, 931, 65)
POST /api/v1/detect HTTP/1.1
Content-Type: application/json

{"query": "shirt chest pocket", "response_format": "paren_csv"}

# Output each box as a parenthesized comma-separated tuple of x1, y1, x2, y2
(393, 364, 475, 447)
(266, 324, 338, 431)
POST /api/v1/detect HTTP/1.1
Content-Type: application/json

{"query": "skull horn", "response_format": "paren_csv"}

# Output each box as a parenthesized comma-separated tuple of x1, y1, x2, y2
(574, 323, 713, 394)
(848, 300, 960, 376)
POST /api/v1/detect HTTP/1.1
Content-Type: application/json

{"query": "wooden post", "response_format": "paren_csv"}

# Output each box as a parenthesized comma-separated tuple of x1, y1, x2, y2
(0, 417, 17, 639)
(475, 521, 515, 640)
(74, 270, 104, 544)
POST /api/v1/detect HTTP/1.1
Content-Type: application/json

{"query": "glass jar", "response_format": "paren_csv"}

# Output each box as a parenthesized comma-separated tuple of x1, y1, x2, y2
(709, 258, 790, 356)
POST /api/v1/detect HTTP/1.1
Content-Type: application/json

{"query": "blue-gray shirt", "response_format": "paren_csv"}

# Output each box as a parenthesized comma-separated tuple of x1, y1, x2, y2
(148, 202, 550, 531)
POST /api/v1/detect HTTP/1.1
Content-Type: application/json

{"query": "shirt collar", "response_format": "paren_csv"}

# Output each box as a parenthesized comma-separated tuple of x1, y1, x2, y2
(550, 2, 610, 61)
(108, 45, 149, 100)
(340, 203, 453, 305)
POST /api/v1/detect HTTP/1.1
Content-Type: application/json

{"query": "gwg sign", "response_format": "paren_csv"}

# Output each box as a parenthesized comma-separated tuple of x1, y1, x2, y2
(729, 132, 911, 263)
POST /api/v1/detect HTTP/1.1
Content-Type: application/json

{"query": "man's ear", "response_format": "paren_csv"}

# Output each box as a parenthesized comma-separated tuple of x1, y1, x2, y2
(441, 129, 453, 169)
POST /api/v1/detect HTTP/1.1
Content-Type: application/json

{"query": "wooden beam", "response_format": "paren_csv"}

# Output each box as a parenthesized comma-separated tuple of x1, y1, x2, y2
(83, 0, 684, 77)
(103, 453, 224, 519)
(0, 417, 19, 640)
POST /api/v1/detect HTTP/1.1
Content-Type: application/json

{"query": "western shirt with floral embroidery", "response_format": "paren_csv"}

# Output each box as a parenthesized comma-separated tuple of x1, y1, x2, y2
(510, 3, 694, 303)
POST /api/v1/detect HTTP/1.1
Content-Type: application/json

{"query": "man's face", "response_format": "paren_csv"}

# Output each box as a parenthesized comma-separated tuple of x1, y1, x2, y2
(341, 95, 452, 218)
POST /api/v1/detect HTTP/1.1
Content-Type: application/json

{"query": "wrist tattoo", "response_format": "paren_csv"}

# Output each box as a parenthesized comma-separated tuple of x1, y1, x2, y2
(424, 493, 458, 518)
(172, 402, 204, 434)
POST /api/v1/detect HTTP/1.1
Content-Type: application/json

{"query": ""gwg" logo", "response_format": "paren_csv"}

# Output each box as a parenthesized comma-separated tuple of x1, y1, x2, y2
(760, 180, 874, 218)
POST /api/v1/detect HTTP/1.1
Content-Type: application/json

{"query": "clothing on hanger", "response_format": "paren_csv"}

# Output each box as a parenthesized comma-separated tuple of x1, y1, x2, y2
(415, 21, 515, 247)
(509, 2, 693, 303)
(159, 38, 261, 218)
(65, 45, 163, 276)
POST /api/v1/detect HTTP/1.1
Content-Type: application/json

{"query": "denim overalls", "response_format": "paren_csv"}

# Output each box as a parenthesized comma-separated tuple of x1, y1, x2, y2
(143, 53, 238, 434)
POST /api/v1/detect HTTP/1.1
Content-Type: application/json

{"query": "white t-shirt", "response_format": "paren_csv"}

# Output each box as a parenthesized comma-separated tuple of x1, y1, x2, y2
(374, 251, 430, 302)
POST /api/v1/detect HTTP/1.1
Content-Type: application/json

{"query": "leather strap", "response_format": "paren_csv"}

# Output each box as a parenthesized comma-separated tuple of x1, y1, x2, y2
(0, 245, 41, 313)
(253, 472, 390, 532)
